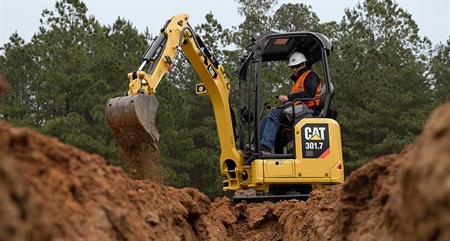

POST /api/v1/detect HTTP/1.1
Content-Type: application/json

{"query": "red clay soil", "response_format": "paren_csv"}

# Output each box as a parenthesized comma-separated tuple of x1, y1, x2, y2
(0, 123, 211, 241)
(0, 102, 449, 241)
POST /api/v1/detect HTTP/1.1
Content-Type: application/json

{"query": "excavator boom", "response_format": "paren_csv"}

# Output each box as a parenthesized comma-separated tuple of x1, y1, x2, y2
(106, 14, 241, 180)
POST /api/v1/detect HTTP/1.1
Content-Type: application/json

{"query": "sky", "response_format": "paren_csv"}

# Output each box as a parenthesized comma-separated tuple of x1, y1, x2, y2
(0, 0, 449, 47)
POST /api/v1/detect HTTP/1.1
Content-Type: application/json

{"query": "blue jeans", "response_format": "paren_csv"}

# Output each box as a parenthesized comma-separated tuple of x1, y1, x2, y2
(260, 109, 285, 149)
(260, 105, 312, 149)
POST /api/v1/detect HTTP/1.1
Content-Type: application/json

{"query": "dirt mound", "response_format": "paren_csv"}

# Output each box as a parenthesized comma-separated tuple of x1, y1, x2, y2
(0, 102, 449, 241)
(0, 123, 211, 241)
(387, 103, 450, 241)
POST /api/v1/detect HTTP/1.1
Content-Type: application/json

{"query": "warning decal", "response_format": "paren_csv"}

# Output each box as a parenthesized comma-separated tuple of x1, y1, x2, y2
(301, 124, 330, 159)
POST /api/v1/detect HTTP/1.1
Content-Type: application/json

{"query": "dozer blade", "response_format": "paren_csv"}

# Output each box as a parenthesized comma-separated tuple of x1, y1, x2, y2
(106, 94, 160, 179)
(232, 189, 310, 203)
(232, 194, 309, 204)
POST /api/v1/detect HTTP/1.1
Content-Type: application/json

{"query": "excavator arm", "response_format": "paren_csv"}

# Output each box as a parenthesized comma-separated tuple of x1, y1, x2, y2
(106, 14, 243, 186)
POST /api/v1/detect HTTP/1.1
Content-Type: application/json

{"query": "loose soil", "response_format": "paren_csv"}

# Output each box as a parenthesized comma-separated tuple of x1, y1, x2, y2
(1, 101, 449, 241)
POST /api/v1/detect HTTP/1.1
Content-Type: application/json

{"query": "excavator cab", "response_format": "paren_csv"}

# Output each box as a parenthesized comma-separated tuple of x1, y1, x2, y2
(238, 32, 335, 159)
(232, 32, 344, 202)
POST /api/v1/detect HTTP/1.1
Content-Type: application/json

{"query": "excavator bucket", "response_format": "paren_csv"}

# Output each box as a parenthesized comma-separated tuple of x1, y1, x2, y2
(105, 94, 160, 179)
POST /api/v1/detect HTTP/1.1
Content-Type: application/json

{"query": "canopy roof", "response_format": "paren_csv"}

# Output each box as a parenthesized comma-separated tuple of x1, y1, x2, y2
(255, 32, 332, 65)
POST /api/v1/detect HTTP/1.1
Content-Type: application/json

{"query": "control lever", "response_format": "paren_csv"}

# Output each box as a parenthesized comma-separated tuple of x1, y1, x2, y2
(259, 102, 273, 119)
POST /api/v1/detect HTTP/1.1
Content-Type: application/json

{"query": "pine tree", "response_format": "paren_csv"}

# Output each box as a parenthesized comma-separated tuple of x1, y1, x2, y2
(272, 3, 320, 32)
(0, 34, 38, 127)
(333, 0, 433, 170)
(430, 38, 450, 105)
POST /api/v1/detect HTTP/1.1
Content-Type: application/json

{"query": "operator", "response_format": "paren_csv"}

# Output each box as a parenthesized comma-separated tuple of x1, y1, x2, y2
(259, 51, 321, 154)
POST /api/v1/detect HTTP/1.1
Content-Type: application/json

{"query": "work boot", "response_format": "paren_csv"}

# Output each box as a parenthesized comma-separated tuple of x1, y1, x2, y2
(261, 145, 272, 155)
(245, 144, 272, 154)
(244, 143, 255, 151)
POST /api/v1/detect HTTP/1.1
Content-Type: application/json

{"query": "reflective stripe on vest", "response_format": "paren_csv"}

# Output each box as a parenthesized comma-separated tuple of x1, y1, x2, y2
(291, 70, 321, 108)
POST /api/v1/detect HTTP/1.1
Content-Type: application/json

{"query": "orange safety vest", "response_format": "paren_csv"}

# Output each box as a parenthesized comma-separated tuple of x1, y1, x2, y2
(291, 70, 321, 109)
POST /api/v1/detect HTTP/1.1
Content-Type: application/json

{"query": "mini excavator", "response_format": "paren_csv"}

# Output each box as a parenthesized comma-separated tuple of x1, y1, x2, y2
(106, 14, 344, 202)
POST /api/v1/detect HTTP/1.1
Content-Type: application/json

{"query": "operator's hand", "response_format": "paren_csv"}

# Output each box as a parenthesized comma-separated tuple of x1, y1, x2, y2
(278, 95, 289, 103)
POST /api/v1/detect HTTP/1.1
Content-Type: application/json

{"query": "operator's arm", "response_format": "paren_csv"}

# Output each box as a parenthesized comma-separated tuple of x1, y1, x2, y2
(287, 72, 319, 101)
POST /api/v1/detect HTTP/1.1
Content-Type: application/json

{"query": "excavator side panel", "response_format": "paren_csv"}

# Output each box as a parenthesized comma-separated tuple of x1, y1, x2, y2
(233, 118, 344, 203)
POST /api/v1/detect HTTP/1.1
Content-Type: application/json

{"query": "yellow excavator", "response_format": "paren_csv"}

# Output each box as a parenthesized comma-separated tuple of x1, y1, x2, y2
(106, 14, 344, 202)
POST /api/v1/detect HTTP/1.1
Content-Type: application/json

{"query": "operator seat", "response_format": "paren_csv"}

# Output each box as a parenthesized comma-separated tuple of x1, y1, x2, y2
(315, 81, 335, 118)
(273, 81, 337, 154)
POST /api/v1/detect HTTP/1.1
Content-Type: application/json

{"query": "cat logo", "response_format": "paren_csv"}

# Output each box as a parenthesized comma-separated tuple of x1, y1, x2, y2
(304, 126, 326, 141)
(301, 124, 330, 159)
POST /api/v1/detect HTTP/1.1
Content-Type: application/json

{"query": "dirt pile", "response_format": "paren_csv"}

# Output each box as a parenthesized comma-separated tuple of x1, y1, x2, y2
(387, 103, 450, 241)
(0, 102, 449, 241)
(0, 123, 211, 241)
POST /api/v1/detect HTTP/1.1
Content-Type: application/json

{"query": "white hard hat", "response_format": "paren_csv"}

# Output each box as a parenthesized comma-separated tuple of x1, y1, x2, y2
(288, 52, 307, 67)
